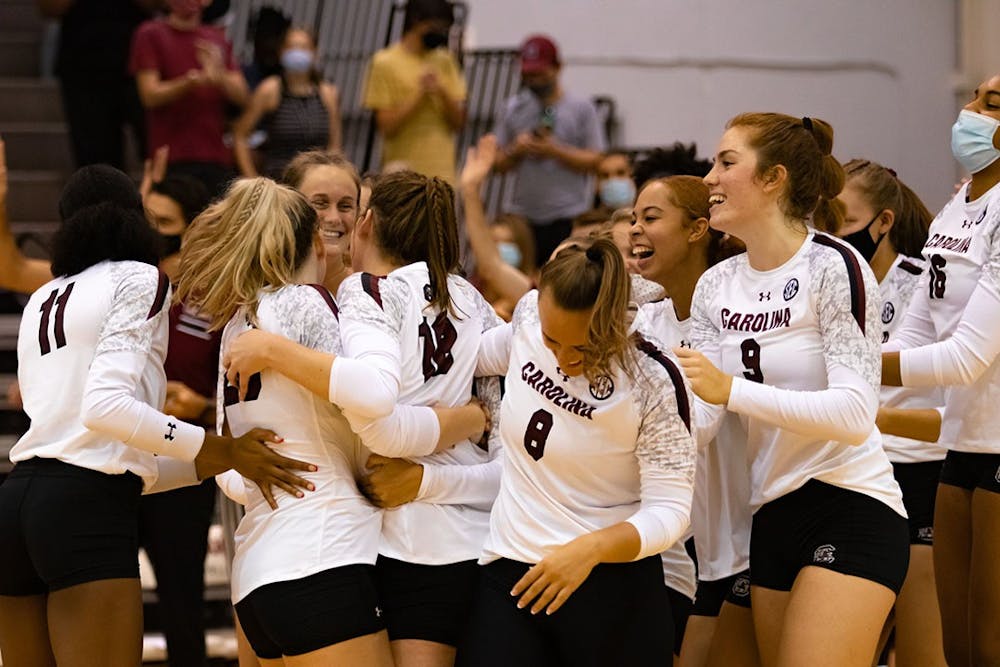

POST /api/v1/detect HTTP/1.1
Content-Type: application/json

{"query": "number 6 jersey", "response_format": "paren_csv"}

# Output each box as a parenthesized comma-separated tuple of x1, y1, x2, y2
(476, 291, 697, 565)
(691, 232, 905, 516)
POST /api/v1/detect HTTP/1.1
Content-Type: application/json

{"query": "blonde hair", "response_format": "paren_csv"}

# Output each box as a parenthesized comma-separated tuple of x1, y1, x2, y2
(174, 178, 318, 330)
(539, 236, 635, 382)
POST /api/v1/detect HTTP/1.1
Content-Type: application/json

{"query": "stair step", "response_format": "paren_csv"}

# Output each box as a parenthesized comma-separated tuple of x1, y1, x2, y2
(0, 3, 44, 32)
(0, 34, 41, 78)
(0, 79, 63, 123)
(1, 123, 72, 171)
(6, 170, 66, 221)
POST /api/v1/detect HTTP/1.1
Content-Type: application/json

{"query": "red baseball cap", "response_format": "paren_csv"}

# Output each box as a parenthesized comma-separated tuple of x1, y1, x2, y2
(520, 35, 559, 73)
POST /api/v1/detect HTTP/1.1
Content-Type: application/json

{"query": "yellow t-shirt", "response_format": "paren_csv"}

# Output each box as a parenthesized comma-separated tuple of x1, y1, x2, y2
(363, 43, 467, 183)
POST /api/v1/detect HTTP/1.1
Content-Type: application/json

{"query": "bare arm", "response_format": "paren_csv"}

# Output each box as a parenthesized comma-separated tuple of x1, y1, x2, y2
(540, 139, 602, 173)
(374, 90, 427, 139)
(0, 137, 53, 293)
(135, 68, 200, 109)
(232, 79, 278, 177)
(320, 83, 343, 151)
(876, 406, 942, 443)
(460, 135, 532, 302)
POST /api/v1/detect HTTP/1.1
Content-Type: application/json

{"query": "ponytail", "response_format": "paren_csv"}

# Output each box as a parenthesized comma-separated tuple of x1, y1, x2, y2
(174, 177, 318, 330)
(368, 170, 461, 316)
(539, 237, 634, 382)
(843, 159, 932, 258)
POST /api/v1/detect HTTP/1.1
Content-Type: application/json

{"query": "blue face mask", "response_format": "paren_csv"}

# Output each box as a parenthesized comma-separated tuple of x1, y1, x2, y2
(599, 177, 636, 209)
(951, 109, 1000, 174)
(281, 48, 314, 74)
(497, 241, 522, 268)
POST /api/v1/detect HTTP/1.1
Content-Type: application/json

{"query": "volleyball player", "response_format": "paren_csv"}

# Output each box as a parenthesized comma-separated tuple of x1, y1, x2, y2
(629, 174, 758, 667)
(836, 159, 945, 666)
(454, 237, 696, 666)
(223, 170, 500, 667)
(677, 114, 909, 667)
(0, 166, 314, 667)
(880, 76, 1000, 666)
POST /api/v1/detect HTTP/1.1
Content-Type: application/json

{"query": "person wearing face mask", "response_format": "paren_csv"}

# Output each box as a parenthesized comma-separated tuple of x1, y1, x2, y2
(595, 151, 637, 210)
(363, 0, 467, 183)
(881, 77, 1000, 667)
(493, 35, 606, 266)
(233, 27, 342, 179)
(836, 160, 946, 667)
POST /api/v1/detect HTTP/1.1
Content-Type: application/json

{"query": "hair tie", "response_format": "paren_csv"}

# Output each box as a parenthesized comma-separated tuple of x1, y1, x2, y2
(886, 167, 898, 178)
(585, 245, 602, 263)
(801, 116, 813, 133)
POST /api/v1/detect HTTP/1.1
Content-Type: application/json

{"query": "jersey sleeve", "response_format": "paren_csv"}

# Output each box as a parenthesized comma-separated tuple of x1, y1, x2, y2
(415, 376, 504, 510)
(81, 266, 205, 461)
(128, 22, 160, 75)
(688, 273, 729, 446)
(726, 244, 880, 445)
(900, 223, 1000, 386)
(331, 274, 405, 418)
(625, 350, 697, 559)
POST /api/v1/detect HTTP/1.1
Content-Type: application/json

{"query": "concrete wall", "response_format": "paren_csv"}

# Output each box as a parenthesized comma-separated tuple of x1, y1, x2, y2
(463, 0, 961, 210)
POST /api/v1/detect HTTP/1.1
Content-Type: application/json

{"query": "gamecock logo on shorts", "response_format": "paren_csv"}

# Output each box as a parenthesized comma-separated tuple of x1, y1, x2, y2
(813, 544, 836, 564)
(589, 375, 615, 400)
(995, 465, 1000, 484)
(731, 575, 750, 597)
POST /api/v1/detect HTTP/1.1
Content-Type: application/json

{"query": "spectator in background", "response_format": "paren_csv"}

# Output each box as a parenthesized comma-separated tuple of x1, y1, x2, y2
(362, 0, 466, 183)
(37, 0, 157, 170)
(493, 34, 605, 266)
(233, 27, 342, 178)
(631, 142, 712, 187)
(242, 7, 291, 91)
(130, 0, 249, 197)
(595, 150, 635, 209)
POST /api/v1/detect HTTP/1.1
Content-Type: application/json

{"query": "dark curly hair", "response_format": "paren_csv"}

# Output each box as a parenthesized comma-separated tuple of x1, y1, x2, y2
(632, 142, 712, 187)
(51, 165, 160, 277)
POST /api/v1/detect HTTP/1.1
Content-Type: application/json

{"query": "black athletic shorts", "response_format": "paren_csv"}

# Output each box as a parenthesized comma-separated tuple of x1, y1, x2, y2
(691, 569, 752, 617)
(939, 449, 1000, 494)
(892, 459, 944, 545)
(666, 585, 692, 656)
(375, 555, 478, 647)
(456, 556, 672, 667)
(234, 565, 383, 659)
(0, 457, 142, 596)
(750, 479, 909, 594)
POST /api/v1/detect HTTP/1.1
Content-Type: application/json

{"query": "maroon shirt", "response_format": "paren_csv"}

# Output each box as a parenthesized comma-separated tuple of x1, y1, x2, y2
(164, 302, 220, 399)
(129, 19, 237, 165)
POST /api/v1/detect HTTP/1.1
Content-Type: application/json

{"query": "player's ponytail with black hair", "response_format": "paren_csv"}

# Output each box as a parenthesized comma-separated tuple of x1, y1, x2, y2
(367, 170, 461, 315)
(539, 237, 635, 382)
(51, 165, 160, 277)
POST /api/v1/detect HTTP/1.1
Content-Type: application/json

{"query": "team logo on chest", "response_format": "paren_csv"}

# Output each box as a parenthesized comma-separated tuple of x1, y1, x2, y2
(783, 278, 799, 301)
(589, 374, 615, 400)
(961, 206, 988, 230)
(882, 301, 895, 324)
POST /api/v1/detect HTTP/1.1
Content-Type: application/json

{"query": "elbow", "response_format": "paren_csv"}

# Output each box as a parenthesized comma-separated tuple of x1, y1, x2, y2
(80, 390, 115, 434)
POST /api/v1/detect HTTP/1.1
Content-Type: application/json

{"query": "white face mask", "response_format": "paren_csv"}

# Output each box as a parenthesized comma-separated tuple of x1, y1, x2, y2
(951, 109, 1000, 174)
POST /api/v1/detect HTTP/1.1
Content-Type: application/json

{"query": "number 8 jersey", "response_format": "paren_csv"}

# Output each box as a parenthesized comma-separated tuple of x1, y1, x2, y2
(691, 232, 905, 516)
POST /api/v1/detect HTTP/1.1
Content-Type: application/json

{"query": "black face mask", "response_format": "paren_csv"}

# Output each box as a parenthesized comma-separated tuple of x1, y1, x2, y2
(842, 213, 885, 262)
(526, 81, 555, 99)
(159, 233, 183, 259)
(421, 30, 448, 50)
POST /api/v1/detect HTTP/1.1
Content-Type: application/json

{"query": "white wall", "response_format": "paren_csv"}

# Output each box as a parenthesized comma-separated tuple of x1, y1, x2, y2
(463, 0, 960, 209)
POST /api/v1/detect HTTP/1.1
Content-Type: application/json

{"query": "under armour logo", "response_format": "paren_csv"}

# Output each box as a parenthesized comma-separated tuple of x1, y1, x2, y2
(374, 606, 382, 617)
(164, 422, 177, 441)
(962, 207, 988, 229)
(813, 544, 836, 564)
(679, 339, 692, 349)
(759, 291, 771, 301)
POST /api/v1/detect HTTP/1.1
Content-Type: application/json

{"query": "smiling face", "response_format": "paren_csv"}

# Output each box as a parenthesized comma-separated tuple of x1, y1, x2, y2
(297, 164, 358, 281)
(629, 181, 699, 285)
(703, 126, 772, 237)
(538, 287, 592, 377)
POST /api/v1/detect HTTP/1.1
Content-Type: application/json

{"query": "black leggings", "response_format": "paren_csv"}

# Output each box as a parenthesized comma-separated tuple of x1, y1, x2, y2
(457, 556, 672, 667)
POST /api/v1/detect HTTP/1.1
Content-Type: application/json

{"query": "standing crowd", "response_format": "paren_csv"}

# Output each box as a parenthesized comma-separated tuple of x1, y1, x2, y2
(0, 1, 997, 667)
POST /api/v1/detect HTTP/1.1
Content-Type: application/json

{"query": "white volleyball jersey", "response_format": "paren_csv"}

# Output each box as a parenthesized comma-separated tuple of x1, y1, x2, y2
(910, 182, 1000, 453)
(878, 255, 946, 463)
(480, 291, 697, 566)
(640, 299, 750, 583)
(11, 260, 195, 489)
(221, 285, 380, 603)
(631, 273, 665, 306)
(691, 232, 905, 516)
(337, 263, 502, 564)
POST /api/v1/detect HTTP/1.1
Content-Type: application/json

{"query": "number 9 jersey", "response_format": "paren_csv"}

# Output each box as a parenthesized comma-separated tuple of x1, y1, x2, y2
(691, 232, 905, 516)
